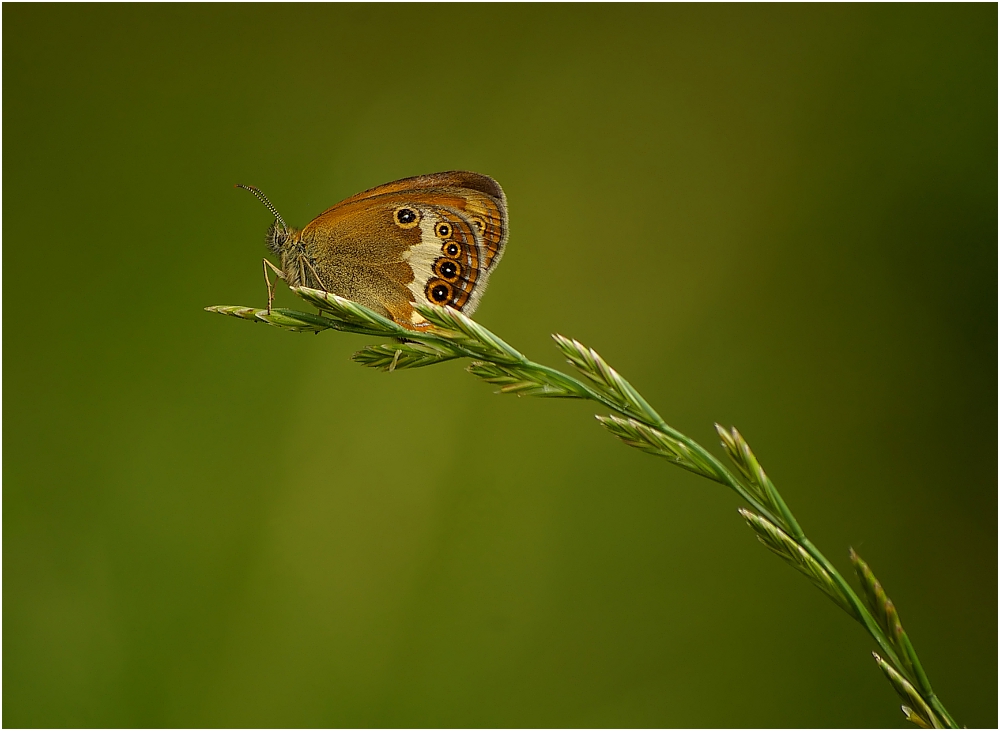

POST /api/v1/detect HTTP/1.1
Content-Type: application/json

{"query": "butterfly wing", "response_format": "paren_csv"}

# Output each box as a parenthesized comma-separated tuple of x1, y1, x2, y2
(323, 171, 508, 272)
(300, 172, 508, 328)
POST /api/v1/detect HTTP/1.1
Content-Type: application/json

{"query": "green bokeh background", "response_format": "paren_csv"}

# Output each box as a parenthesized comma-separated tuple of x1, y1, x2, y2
(4, 4, 996, 728)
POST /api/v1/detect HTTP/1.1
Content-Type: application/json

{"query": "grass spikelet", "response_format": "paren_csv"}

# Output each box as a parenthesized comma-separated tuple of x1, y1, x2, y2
(873, 653, 942, 729)
(738, 509, 855, 616)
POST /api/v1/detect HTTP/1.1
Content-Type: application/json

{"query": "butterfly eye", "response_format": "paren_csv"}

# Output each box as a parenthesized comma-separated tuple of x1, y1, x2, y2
(435, 223, 451, 238)
(426, 280, 453, 304)
(394, 207, 420, 228)
(471, 216, 487, 233)
(434, 258, 461, 282)
(444, 242, 460, 258)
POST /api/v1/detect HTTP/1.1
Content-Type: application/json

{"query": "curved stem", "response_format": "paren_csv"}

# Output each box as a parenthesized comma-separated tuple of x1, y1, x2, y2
(208, 295, 962, 728)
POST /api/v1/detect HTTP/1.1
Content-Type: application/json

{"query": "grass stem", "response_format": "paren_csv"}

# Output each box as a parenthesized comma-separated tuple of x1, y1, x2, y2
(206, 288, 960, 728)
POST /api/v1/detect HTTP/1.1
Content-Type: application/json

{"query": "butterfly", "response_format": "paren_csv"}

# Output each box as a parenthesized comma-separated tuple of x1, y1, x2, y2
(238, 171, 508, 330)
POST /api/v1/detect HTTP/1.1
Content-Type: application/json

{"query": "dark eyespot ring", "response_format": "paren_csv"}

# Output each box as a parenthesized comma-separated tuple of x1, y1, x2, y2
(435, 258, 460, 282)
(394, 207, 420, 228)
(426, 279, 452, 304)
(435, 223, 451, 238)
(444, 242, 460, 258)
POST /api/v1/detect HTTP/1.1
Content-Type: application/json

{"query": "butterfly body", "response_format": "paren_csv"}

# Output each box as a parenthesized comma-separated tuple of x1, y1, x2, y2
(257, 171, 508, 329)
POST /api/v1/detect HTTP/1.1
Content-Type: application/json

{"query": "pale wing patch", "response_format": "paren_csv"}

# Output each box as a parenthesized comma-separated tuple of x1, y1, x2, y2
(400, 204, 481, 310)
(400, 208, 446, 304)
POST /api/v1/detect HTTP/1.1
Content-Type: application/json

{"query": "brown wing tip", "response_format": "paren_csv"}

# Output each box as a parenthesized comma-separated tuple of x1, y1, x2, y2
(437, 170, 505, 201)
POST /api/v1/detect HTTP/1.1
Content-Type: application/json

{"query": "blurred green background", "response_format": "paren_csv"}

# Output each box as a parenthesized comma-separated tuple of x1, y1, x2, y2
(3, 4, 996, 728)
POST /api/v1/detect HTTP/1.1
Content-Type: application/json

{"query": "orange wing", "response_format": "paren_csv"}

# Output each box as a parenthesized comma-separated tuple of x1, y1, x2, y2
(317, 171, 508, 273)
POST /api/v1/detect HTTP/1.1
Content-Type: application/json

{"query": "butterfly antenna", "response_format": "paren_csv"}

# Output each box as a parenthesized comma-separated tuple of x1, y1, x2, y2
(236, 184, 288, 233)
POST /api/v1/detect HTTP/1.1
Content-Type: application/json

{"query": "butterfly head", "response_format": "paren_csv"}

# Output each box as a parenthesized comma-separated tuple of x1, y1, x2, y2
(265, 219, 299, 256)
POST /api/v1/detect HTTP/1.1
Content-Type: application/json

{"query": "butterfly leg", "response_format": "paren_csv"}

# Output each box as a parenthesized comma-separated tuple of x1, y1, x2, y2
(303, 259, 332, 317)
(262, 258, 286, 314)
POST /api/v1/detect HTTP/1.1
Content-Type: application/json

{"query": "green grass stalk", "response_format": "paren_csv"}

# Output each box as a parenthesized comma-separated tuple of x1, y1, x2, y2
(206, 287, 960, 728)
